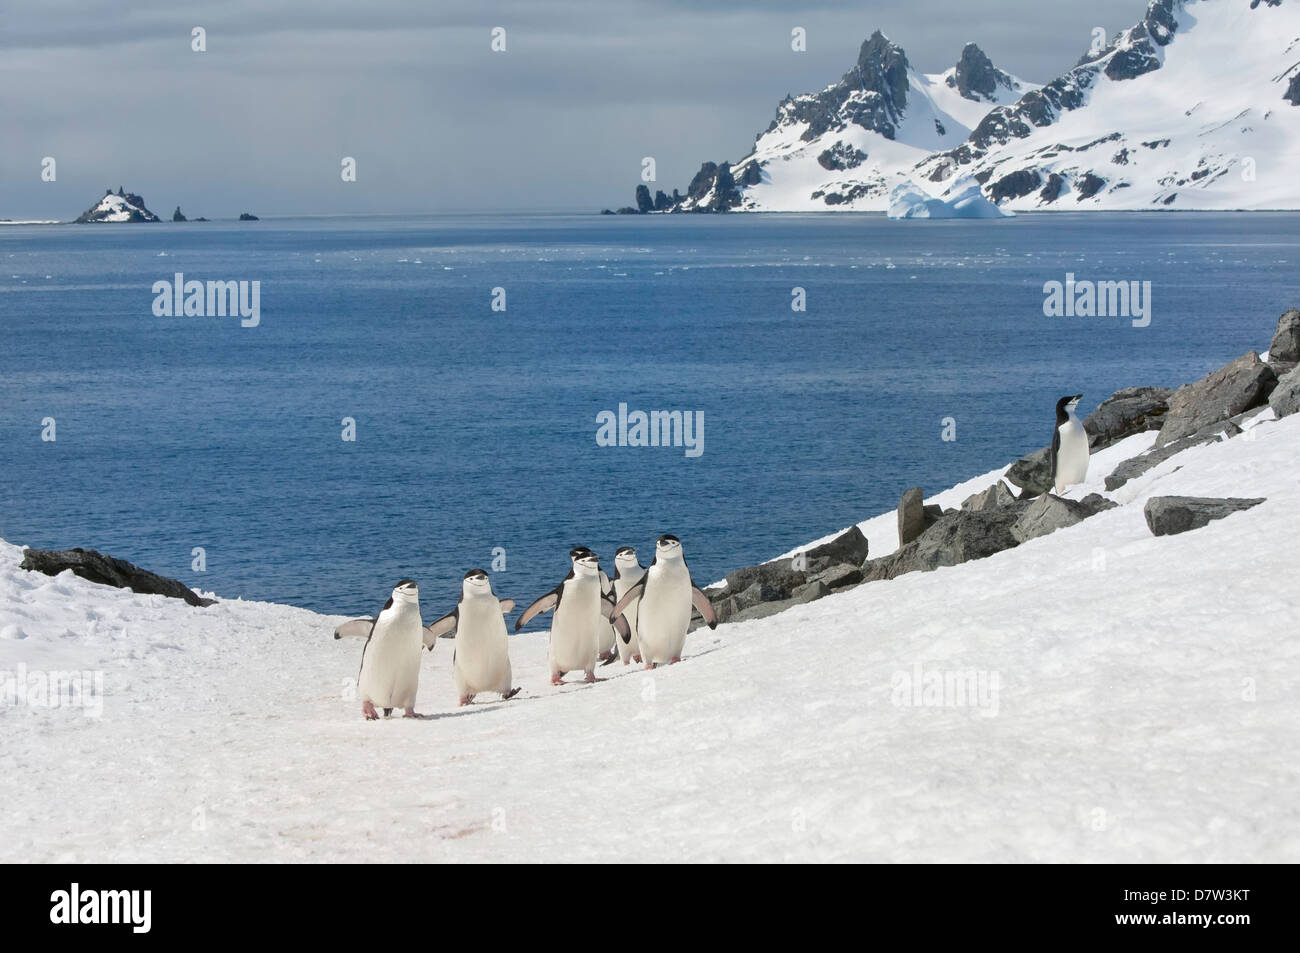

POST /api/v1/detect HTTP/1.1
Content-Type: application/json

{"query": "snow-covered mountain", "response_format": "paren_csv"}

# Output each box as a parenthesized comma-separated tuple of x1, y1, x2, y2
(659, 34, 1035, 213)
(918, 0, 1300, 210)
(624, 0, 1300, 213)
(74, 187, 161, 223)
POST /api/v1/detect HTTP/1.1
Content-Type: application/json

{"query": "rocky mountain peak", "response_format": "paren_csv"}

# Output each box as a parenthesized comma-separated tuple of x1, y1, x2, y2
(951, 42, 1015, 101)
(844, 30, 910, 112)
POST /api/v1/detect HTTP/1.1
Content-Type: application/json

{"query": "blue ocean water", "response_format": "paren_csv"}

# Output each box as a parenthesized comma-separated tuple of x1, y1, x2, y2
(1, 212, 1295, 616)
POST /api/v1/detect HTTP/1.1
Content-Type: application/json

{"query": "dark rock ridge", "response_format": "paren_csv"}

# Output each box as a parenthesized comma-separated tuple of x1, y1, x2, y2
(1155, 351, 1276, 447)
(1144, 496, 1265, 537)
(20, 548, 214, 607)
(74, 187, 161, 223)
(239, 212, 260, 221)
(172, 206, 187, 222)
(706, 305, 1292, 625)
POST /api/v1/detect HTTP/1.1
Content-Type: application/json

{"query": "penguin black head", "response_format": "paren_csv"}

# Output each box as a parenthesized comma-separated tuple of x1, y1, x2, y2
(615, 546, 637, 557)
(656, 535, 683, 557)
(569, 546, 593, 559)
(573, 551, 600, 572)
(394, 579, 418, 592)
(1055, 394, 1083, 423)
(463, 569, 489, 580)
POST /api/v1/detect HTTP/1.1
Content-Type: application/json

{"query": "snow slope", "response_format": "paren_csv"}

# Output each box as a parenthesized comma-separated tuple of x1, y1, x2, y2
(2, 412, 1298, 862)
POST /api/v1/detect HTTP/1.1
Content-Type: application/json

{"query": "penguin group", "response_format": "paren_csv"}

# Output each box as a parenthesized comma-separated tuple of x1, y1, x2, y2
(332, 534, 717, 720)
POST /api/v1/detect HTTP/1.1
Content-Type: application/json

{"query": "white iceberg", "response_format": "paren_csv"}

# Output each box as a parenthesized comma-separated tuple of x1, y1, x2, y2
(888, 177, 1012, 219)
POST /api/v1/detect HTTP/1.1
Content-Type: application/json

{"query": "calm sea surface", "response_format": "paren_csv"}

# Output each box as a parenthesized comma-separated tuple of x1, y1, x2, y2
(1, 212, 1295, 615)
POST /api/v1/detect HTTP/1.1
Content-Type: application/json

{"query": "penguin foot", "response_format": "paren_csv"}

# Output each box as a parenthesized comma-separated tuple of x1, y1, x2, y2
(458, 695, 474, 707)
(670, 657, 681, 665)
(383, 708, 394, 718)
(362, 700, 379, 720)
(502, 687, 521, 700)
(550, 673, 565, 686)
(584, 671, 604, 683)
(633, 655, 642, 664)
(402, 708, 422, 718)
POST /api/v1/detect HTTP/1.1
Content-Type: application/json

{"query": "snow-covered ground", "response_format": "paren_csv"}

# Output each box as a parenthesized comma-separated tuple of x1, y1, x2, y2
(2, 410, 1297, 862)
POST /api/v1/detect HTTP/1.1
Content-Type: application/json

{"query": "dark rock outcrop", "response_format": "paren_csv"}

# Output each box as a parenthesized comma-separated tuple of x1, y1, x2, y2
(1144, 496, 1265, 537)
(20, 548, 214, 607)
(962, 480, 1017, 512)
(1268, 308, 1300, 363)
(898, 488, 945, 546)
(990, 169, 1041, 203)
(172, 206, 187, 222)
(1268, 365, 1300, 418)
(865, 505, 1028, 582)
(635, 185, 654, 213)
(1156, 351, 1277, 447)
(794, 525, 869, 574)
(1083, 385, 1173, 449)
(1006, 447, 1053, 497)
(239, 212, 259, 221)
(1286, 73, 1300, 107)
(950, 43, 1016, 102)
(1011, 492, 1114, 544)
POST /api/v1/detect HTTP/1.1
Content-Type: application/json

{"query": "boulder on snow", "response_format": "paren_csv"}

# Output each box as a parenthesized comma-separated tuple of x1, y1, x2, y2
(19, 547, 214, 607)
(722, 561, 807, 602)
(962, 480, 1017, 511)
(898, 487, 946, 546)
(1268, 365, 1300, 418)
(1005, 447, 1053, 497)
(810, 563, 863, 590)
(1268, 308, 1300, 364)
(1143, 496, 1266, 537)
(1104, 420, 1241, 490)
(791, 525, 869, 574)
(865, 504, 1028, 582)
(1010, 493, 1112, 544)
(1156, 351, 1277, 447)
(1082, 385, 1173, 449)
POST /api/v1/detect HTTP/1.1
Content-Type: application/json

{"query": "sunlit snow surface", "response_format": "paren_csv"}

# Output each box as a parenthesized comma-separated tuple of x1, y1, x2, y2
(2, 401, 1296, 861)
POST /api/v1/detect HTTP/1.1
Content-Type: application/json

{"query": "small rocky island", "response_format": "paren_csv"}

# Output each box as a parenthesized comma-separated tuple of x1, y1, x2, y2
(74, 187, 161, 223)
(239, 212, 259, 221)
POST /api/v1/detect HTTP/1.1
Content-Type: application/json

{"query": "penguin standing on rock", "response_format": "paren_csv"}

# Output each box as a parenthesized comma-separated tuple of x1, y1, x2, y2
(611, 535, 716, 669)
(1050, 394, 1090, 493)
(333, 580, 442, 720)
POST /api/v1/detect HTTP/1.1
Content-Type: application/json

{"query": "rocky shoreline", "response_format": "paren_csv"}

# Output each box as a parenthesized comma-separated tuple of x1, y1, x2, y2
(703, 307, 1300, 627)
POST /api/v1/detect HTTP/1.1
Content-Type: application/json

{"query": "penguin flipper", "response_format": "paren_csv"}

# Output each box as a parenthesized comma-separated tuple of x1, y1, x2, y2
(690, 587, 718, 630)
(609, 609, 632, 644)
(424, 610, 458, 649)
(611, 580, 645, 618)
(514, 590, 559, 631)
(333, 619, 374, 640)
(498, 598, 515, 615)
(599, 570, 612, 596)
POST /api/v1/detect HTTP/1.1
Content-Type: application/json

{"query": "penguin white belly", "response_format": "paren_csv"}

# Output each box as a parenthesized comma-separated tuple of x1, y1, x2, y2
(1055, 420, 1090, 491)
(637, 565, 691, 664)
(613, 569, 644, 657)
(454, 598, 511, 695)
(549, 580, 600, 673)
(358, 613, 423, 709)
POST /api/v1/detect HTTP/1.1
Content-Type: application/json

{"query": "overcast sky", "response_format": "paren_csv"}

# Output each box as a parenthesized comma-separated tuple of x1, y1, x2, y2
(0, 0, 1152, 218)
